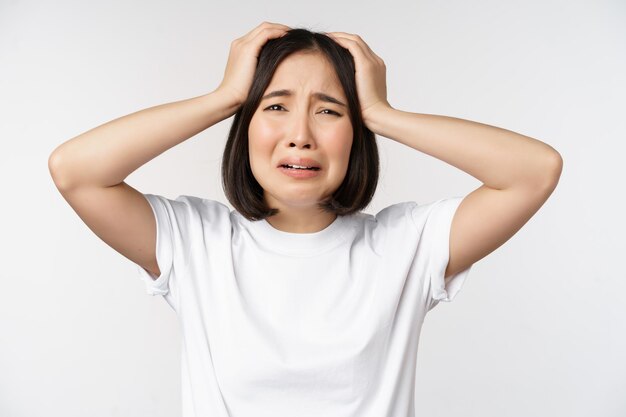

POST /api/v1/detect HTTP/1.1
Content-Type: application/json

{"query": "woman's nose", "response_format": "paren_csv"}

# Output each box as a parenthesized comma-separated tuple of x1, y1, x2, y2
(288, 112, 316, 148)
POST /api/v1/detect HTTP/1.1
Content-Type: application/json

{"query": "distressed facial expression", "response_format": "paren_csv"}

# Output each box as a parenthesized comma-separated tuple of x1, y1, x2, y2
(248, 51, 354, 210)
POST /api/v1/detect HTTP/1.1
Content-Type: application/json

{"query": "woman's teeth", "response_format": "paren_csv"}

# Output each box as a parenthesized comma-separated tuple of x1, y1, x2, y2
(282, 164, 319, 171)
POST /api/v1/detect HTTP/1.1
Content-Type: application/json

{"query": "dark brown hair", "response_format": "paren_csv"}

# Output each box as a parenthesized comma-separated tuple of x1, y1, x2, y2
(221, 27, 380, 221)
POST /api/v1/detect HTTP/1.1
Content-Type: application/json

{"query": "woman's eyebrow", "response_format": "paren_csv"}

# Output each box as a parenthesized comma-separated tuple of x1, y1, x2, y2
(261, 89, 346, 107)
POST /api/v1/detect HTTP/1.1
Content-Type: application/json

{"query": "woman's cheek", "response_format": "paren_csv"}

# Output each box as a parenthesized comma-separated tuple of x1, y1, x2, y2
(331, 126, 353, 157)
(261, 115, 280, 131)
(250, 119, 278, 154)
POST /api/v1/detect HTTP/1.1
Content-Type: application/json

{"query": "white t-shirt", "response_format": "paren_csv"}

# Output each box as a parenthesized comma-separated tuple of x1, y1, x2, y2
(135, 193, 472, 417)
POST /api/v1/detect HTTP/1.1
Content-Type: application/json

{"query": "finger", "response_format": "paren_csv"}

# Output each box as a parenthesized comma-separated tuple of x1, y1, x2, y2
(243, 26, 291, 49)
(255, 22, 291, 38)
(327, 34, 375, 66)
(328, 32, 376, 55)
(243, 22, 291, 41)
(257, 21, 291, 31)
(328, 32, 373, 56)
(328, 32, 382, 63)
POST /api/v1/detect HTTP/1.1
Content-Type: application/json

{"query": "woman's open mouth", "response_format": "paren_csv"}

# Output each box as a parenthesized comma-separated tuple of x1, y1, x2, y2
(278, 164, 321, 178)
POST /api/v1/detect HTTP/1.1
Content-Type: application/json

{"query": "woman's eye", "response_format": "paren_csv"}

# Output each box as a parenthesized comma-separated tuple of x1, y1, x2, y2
(264, 105, 341, 117)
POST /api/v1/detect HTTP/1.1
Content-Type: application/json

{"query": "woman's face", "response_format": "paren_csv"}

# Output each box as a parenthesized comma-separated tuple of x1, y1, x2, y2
(248, 51, 353, 213)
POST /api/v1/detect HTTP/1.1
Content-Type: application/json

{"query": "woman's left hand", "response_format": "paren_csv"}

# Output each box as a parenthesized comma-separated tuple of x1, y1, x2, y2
(326, 32, 392, 129)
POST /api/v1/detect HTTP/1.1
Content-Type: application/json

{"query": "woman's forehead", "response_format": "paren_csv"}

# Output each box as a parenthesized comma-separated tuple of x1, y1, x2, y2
(267, 54, 343, 96)
(274, 52, 336, 77)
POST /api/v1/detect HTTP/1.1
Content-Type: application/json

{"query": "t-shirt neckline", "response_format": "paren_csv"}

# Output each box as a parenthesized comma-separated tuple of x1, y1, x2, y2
(242, 212, 352, 256)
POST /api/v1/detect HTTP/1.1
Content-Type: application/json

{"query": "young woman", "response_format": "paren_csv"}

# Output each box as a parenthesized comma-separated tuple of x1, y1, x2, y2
(49, 21, 562, 417)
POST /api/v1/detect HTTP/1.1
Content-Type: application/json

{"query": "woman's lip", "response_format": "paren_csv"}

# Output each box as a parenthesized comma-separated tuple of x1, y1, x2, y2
(276, 157, 321, 169)
(278, 166, 321, 178)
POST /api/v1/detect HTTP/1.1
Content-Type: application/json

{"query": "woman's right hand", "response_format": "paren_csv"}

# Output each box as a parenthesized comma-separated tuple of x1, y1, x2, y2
(216, 22, 291, 108)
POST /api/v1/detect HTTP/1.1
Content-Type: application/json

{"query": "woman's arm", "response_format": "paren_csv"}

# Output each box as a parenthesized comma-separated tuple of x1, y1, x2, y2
(49, 22, 291, 191)
(326, 31, 562, 188)
(365, 106, 563, 278)
(365, 107, 562, 189)
(48, 89, 240, 190)
(326, 31, 563, 279)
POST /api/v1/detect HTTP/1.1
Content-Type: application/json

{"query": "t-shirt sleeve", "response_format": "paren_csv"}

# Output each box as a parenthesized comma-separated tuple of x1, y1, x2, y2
(411, 196, 473, 312)
(135, 193, 195, 306)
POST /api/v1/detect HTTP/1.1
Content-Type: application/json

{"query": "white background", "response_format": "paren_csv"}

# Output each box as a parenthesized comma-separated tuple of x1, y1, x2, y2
(1, 0, 624, 416)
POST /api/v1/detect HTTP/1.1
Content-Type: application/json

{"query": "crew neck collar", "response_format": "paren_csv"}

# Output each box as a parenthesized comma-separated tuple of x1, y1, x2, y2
(237, 212, 352, 257)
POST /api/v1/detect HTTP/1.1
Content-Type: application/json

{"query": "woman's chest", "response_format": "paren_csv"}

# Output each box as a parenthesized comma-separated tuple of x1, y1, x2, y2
(179, 241, 421, 408)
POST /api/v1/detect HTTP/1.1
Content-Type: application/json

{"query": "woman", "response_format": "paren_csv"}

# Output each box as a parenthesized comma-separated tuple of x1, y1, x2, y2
(49, 21, 562, 417)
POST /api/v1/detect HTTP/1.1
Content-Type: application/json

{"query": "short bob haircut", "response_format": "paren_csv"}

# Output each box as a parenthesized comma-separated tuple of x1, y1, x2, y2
(221, 27, 380, 221)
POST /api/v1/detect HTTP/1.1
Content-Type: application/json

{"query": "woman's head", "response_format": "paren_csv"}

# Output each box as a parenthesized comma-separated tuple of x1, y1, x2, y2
(222, 28, 379, 221)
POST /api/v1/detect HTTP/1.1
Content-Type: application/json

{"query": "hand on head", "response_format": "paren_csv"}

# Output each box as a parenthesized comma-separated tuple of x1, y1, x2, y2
(216, 22, 392, 131)
(217, 22, 292, 107)
(325, 32, 391, 127)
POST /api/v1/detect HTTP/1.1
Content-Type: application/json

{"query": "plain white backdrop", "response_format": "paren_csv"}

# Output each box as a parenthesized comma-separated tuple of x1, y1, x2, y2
(1, 0, 624, 416)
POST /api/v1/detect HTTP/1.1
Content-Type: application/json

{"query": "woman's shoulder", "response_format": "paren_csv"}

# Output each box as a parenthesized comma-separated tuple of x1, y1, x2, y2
(181, 195, 232, 212)
(358, 201, 416, 226)
(355, 199, 459, 237)
(146, 193, 234, 224)
(348, 201, 417, 241)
